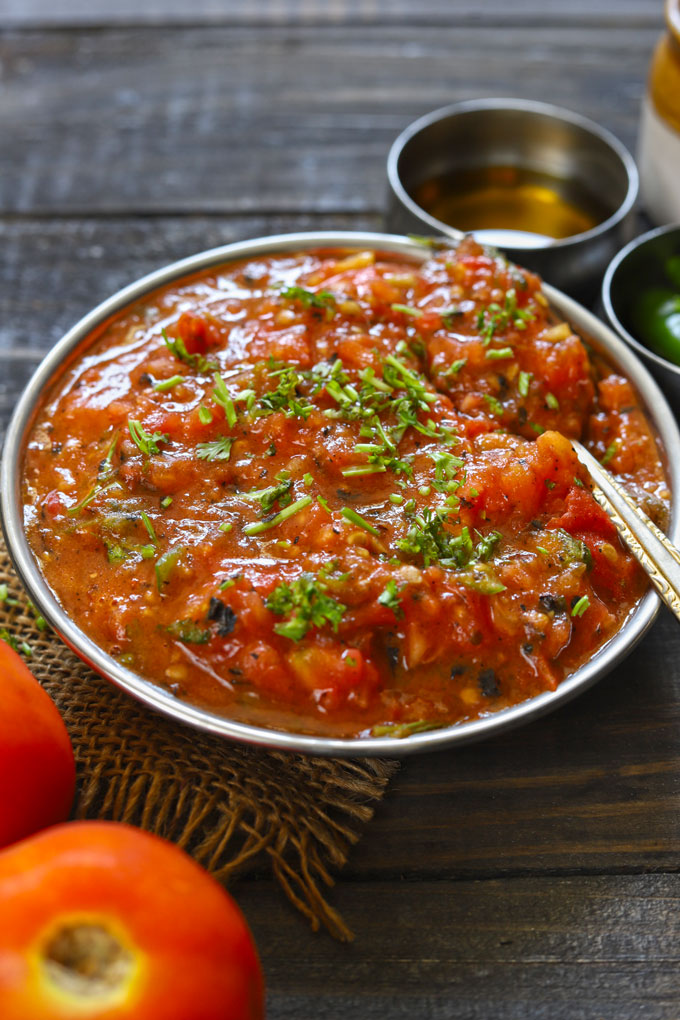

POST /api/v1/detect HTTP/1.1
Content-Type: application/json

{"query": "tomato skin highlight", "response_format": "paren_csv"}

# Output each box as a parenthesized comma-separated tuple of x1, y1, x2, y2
(0, 821, 264, 1020)
(0, 639, 75, 848)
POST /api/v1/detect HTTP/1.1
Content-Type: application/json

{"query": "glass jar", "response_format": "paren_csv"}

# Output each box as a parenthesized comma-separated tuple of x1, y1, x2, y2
(638, 0, 680, 224)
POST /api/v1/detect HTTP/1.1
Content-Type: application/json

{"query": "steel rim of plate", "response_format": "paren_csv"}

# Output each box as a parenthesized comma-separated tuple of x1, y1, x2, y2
(2, 230, 679, 757)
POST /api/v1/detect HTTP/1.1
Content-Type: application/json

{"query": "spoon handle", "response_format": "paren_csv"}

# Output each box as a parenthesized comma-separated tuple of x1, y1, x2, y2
(571, 440, 680, 621)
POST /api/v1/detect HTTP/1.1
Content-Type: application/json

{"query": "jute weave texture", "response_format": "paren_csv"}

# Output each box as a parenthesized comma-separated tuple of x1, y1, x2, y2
(0, 533, 397, 940)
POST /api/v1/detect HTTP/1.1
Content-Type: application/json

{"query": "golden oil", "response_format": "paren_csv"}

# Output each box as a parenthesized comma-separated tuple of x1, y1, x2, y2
(414, 165, 611, 244)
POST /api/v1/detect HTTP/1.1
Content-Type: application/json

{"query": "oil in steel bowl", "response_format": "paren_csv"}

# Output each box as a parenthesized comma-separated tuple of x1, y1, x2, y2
(2, 232, 678, 758)
(386, 98, 639, 300)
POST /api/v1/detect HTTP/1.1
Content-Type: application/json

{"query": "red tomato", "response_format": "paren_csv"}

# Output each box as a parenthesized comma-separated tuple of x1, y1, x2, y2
(0, 639, 75, 848)
(0, 821, 264, 1020)
(176, 312, 212, 354)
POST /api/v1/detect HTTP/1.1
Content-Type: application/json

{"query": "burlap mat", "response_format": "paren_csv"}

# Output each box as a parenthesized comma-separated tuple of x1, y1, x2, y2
(0, 533, 398, 941)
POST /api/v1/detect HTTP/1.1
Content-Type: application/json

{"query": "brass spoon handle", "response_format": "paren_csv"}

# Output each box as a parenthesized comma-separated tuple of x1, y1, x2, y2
(571, 440, 680, 621)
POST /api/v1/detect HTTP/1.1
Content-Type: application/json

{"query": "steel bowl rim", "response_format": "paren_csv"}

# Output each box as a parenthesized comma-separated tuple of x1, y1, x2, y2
(386, 97, 639, 252)
(2, 229, 677, 757)
(602, 221, 680, 378)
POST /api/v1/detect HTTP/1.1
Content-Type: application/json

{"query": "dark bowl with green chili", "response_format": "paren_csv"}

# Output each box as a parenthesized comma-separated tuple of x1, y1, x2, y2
(602, 224, 680, 410)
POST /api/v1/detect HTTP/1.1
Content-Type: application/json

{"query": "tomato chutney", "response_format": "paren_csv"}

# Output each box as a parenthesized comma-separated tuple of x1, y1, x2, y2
(22, 240, 670, 738)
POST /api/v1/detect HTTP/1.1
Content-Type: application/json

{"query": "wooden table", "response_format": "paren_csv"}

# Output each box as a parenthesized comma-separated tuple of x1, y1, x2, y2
(3, 2, 680, 1016)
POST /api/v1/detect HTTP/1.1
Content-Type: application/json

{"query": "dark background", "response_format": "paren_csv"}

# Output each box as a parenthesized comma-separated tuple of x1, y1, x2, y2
(3, 2, 680, 1018)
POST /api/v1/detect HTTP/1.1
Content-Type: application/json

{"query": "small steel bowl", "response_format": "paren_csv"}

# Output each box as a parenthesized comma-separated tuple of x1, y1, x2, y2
(602, 223, 680, 410)
(2, 231, 679, 757)
(386, 98, 639, 299)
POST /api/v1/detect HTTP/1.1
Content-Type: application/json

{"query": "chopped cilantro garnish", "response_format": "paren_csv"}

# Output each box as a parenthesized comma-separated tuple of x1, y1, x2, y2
(429, 449, 464, 491)
(197, 436, 234, 462)
(240, 473, 292, 514)
(398, 512, 501, 573)
(601, 441, 619, 466)
(154, 375, 185, 392)
(391, 304, 423, 318)
(128, 420, 168, 457)
(243, 495, 312, 536)
(100, 431, 120, 478)
(212, 373, 237, 427)
(155, 546, 184, 591)
(280, 286, 336, 314)
(106, 542, 126, 564)
(67, 481, 114, 517)
(378, 579, 404, 617)
(483, 394, 504, 417)
(477, 288, 535, 344)
(444, 358, 467, 376)
(198, 404, 213, 424)
(357, 366, 393, 394)
(140, 511, 157, 543)
(258, 364, 313, 420)
(0, 585, 19, 607)
(475, 531, 502, 561)
(518, 370, 533, 397)
(26, 600, 48, 632)
(341, 464, 387, 477)
(341, 507, 380, 536)
(161, 328, 215, 372)
(0, 630, 32, 657)
(266, 572, 346, 642)
(457, 566, 506, 595)
(167, 619, 210, 644)
(555, 529, 593, 569)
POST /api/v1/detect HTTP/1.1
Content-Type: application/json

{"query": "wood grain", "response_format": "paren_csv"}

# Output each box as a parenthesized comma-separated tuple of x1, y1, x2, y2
(0, 0, 666, 29)
(236, 873, 680, 1019)
(349, 614, 680, 878)
(0, 24, 656, 215)
(3, 4, 680, 1016)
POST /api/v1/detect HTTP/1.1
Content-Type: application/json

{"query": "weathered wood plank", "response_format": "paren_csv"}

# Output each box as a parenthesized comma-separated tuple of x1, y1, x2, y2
(0, 24, 656, 215)
(349, 612, 680, 879)
(0, 0, 665, 29)
(235, 873, 680, 1019)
